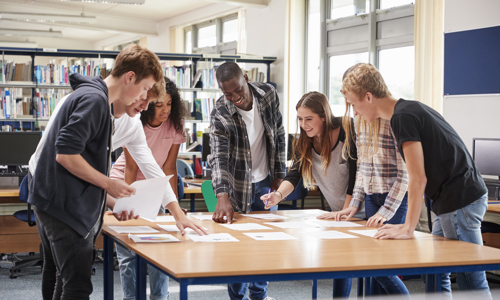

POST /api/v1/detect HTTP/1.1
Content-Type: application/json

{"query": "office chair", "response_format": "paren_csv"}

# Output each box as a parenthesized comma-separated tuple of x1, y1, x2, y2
(279, 178, 309, 210)
(177, 174, 185, 200)
(176, 159, 194, 177)
(9, 175, 43, 279)
(201, 180, 217, 212)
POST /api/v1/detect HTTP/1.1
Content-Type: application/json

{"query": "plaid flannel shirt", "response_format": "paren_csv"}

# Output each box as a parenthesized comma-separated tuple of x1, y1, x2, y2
(350, 118, 409, 220)
(208, 82, 286, 213)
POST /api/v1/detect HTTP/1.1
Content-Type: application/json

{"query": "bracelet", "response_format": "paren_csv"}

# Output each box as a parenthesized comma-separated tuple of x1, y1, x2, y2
(275, 190, 286, 203)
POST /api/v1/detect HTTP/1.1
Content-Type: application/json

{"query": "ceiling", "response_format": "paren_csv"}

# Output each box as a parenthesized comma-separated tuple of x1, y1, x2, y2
(0, 0, 270, 48)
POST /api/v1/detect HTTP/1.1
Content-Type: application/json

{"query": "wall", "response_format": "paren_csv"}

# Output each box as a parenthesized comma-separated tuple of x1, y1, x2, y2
(443, 0, 500, 152)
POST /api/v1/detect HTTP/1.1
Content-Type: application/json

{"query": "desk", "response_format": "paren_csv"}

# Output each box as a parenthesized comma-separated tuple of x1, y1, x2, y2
(488, 203, 500, 214)
(182, 178, 203, 212)
(0, 188, 20, 204)
(101, 210, 500, 300)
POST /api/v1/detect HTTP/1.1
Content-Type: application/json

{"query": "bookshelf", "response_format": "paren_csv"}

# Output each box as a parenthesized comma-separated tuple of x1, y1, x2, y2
(0, 47, 276, 170)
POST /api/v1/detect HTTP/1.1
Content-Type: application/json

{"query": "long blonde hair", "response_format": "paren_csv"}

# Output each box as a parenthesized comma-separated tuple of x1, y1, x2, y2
(292, 92, 341, 189)
(341, 63, 391, 160)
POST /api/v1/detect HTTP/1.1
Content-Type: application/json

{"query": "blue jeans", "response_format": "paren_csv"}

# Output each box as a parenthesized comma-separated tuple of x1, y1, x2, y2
(365, 193, 410, 296)
(432, 194, 491, 297)
(116, 206, 169, 300)
(228, 175, 275, 300)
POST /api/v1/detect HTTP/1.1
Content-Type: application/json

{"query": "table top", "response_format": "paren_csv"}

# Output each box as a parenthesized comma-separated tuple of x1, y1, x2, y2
(102, 210, 500, 279)
(0, 189, 19, 197)
(183, 178, 204, 194)
(488, 203, 500, 214)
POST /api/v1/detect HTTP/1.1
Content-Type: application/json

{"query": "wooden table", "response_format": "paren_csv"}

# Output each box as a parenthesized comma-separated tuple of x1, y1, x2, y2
(182, 178, 204, 212)
(101, 210, 500, 300)
(0, 188, 20, 204)
(488, 203, 500, 214)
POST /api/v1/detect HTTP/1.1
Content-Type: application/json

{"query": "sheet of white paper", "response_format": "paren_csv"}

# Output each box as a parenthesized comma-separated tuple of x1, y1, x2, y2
(285, 210, 328, 218)
(264, 221, 320, 229)
(220, 223, 273, 231)
(128, 233, 180, 243)
(109, 226, 159, 234)
(243, 232, 298, 241)
(190, 215, 215, 221)
(157, 224, 208, 232)
(348, 229, 378, 237)
(241, 214, 288, 220)
(188, 233, 239, 242)
(308, 220, 363, 227)
(306, 230, 359, 239)
(113, 176, 172, 220)
(142, 215, 176, 222)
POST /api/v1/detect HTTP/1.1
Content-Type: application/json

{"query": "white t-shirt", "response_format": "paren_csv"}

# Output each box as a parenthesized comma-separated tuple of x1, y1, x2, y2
(28, 94, 177, 207)
(236, 95, 269, 183)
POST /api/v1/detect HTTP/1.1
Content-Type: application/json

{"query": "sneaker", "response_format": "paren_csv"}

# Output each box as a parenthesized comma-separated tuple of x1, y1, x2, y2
(250, 297, 276, 300)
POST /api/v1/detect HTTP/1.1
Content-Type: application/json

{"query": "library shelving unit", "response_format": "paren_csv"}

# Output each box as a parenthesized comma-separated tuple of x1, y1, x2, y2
(0, 47, 276, 167)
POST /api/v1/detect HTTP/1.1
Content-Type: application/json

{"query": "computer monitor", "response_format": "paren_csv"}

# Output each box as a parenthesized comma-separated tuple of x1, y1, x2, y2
(202, 132, 211, 162)
(472, 138, 500, 179)
(0, 132, 42, 170)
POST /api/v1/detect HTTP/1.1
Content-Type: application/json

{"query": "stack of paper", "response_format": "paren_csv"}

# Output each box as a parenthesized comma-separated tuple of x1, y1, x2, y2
(128, 234, 180, 243)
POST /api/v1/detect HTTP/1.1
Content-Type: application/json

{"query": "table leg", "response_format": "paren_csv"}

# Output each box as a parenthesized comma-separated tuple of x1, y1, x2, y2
(103, 234, 114, 300)
(135, 255, 147, 300)
(180, 279, 189, 300)
(365, 277, 371, 296)
(312, 279, 318, 299)
(357, 277, 363, 297)
(191, 193, 195, 212)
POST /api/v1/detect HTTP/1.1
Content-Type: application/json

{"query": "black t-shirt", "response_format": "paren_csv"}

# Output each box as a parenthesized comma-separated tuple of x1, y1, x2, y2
(390, 99, 487, 215)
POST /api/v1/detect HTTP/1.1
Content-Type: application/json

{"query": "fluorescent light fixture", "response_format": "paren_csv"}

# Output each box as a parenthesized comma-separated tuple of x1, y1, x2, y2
(0, 41, 38, 48)
(0, 28, 63, 38)
(0, 12, 97, 24)
(62, 0, 145, 4)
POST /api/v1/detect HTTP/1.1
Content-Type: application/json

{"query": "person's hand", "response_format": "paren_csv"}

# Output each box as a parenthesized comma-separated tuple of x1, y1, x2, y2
(261, 191, 281, 210)
(366, 213, 387, 227)
(270, 178, 283, 192)
(175, 215, 208, 236)
(373, 224, 413, 240)
(105, 210, 139, 221)
(212, 194, 234, 224)
(317, 207, 357, 221)
(106, 179, 136, 199)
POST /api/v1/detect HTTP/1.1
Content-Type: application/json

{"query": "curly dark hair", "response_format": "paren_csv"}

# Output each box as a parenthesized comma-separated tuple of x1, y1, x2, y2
(140, 77, 187, 134)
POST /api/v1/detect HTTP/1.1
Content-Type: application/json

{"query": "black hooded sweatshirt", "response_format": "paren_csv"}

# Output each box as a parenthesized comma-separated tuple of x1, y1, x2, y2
(28, 73, 112, 238)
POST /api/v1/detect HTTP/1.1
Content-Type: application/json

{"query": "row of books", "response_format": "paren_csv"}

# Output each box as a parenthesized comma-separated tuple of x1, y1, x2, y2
(193, 98, 216, 121)
(244, 67, 266, 83)
(0, 88, 70, 120)
(162, 63, 192, 88)
(0, 61, 32, 82)
(35, 62, 110, 85)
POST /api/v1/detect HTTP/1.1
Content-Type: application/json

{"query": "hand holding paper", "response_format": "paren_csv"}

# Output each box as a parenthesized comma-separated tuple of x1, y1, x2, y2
(113, 176, 173, 221)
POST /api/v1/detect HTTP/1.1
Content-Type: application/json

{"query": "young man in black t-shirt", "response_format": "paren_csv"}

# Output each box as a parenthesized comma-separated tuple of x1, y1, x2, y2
(340, 63, 490, 296)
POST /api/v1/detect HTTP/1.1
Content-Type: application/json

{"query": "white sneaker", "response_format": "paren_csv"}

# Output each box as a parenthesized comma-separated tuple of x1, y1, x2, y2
(250, 297, 276, 300)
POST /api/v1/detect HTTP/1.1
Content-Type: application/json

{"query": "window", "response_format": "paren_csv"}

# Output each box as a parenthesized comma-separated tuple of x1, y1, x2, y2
(378, 46, 414, 100)
(307, 0, 414, 109)
(185, 30, 192, 54)
(222, 19, 238, 43)
(185, 13, 238, 55)
(331, 0, 368, 19)
(197, 24, 216, 49)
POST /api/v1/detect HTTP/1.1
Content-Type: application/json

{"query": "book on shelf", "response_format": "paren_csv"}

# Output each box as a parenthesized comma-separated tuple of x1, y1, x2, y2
(192, 98, 216, 121)
(161, 63, 192, 89)
(2, 60, 32, 83)
(191, 65, 221, 89)
(0, 88, 32, 119)
(35, 60, 110, 85)
(244, 67, 265, 83)
(185, 141, 199, 152)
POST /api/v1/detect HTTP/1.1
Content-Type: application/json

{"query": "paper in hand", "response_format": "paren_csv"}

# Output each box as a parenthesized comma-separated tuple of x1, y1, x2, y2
(113, 176, 172, 220)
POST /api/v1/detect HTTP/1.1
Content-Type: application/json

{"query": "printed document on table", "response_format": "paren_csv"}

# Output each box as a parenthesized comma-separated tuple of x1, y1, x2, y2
(243, 232, 298, 241)
(188, 233, 239, 242)
(349, 229, 430, 238)
(190, 214, 234, 221)
(113, 176, 172, 220)
(142, 215, 176, 222)
(308, 220, 363, 227)
(284, 210, 328, 218)
(109, 226, 159, 234)
(220, 223, 273, 231)
(157, 224, 208, 232)
(306, 230, 359, 239)
(241, 214, 288, 220)
(264, 222, 321, 229)
(128, 233, 180, 243)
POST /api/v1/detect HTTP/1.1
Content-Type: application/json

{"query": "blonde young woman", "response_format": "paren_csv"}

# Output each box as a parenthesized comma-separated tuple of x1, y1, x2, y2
(261, 91, 360, 298)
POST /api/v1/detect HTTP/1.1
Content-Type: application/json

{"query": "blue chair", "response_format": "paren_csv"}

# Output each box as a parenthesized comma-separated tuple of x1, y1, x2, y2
(177, 159, 194, 177)
(9, 175, 43, 279)
(279, 178, 309, 210)
(177, 174, 185, 200)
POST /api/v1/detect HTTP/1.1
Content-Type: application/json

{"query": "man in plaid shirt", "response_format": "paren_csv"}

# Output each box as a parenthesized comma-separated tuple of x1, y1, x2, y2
(208, 62, 285, 300)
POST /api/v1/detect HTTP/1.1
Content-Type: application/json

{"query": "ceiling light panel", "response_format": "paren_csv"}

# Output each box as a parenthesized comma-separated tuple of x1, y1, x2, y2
(0, 28, 63, 37)
(62, 0, 145, 4)
(0, 12, 97, 24)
